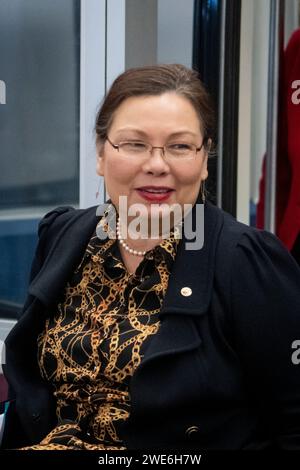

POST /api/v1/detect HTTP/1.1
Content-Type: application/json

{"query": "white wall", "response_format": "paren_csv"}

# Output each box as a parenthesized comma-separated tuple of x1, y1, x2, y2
(126, 0, 157, 69)
(157, 0, 194, 67)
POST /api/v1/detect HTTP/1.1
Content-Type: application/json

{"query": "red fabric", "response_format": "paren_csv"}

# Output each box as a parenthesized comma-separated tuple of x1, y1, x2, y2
(256, 29, 300, 251)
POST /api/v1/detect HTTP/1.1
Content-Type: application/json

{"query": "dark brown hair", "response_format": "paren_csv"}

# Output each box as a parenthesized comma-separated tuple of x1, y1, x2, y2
(95, 63, 216, 151)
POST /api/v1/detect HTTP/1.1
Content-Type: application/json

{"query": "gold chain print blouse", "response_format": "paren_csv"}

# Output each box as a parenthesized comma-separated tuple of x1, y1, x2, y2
(24, 205, 180, 450)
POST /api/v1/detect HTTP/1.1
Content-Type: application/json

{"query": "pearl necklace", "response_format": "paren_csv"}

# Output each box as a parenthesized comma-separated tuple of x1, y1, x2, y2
(116, 217, 146, 257)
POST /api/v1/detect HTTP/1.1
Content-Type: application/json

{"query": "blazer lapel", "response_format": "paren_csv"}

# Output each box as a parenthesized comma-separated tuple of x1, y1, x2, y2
(136, 202, 224, 370)
(160, 201, 223, 316)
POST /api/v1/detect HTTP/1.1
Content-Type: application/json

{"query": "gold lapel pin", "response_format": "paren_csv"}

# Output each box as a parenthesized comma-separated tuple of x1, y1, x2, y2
(180, 287, 192, 297)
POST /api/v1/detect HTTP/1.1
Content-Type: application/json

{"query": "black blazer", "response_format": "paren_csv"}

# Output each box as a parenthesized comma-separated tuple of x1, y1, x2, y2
(2, 202, 300, 449)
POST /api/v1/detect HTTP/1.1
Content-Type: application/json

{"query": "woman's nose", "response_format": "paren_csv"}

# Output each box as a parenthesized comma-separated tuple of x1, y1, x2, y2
(142, 147, 170, 174)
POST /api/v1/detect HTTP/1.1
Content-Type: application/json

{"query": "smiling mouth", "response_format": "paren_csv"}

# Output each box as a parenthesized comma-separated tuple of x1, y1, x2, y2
(136, 187, 174, 194)
(135, 188, 175, 203)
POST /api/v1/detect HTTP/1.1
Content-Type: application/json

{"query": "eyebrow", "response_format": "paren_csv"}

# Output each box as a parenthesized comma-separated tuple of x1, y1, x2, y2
(114, 128, 199, 138)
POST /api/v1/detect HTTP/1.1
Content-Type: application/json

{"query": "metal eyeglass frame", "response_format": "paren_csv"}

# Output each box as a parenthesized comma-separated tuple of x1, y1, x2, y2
(106, 135, 205, 158)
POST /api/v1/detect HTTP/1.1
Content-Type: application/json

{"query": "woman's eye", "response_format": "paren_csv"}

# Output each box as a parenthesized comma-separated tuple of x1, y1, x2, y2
(169, 143, 192, 150)
(119, 141, 148, 153)
(125, 142, 147, 148)
(132, 142, 146, 148)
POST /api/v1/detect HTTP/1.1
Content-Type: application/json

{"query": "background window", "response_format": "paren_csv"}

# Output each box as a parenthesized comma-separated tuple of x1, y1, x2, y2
(0, 0, 80, 318)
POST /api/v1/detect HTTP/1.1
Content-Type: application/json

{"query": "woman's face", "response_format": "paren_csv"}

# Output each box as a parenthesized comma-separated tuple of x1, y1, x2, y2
(97, 92, 208, 225)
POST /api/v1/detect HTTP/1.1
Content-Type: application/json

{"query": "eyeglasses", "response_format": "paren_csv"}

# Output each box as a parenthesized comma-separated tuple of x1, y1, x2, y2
(106, 136, 205, 161)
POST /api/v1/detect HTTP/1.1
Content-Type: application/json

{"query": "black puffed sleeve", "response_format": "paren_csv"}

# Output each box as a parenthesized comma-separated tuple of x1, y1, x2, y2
(28, 207, 74, 281)
(23, 206, 75, 312)
(230, 229, 300, 449)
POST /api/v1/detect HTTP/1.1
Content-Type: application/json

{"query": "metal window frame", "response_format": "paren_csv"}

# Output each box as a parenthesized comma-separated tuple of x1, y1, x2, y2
(193, 0, 241, 215)
(193, 0, 222, 207)
(79, 0, 106, 208)
(220, 0, 242, 216)
(264, 0, 285, 232)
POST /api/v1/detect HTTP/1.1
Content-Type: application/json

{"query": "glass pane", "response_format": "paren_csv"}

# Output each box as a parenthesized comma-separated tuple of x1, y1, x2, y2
(0, 0, 80, 210)
(0, 0, 80, 319)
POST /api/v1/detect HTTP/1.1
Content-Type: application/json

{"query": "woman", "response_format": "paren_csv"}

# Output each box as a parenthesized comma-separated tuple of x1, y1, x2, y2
(2, 64, 300, 450)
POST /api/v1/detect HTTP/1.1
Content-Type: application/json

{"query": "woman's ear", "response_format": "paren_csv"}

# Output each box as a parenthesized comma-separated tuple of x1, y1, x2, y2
(201, 142, 209, 181)
(201, 160, 209, 182)
(206, 138, 213, 153)
(96, 142, 105, 176)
